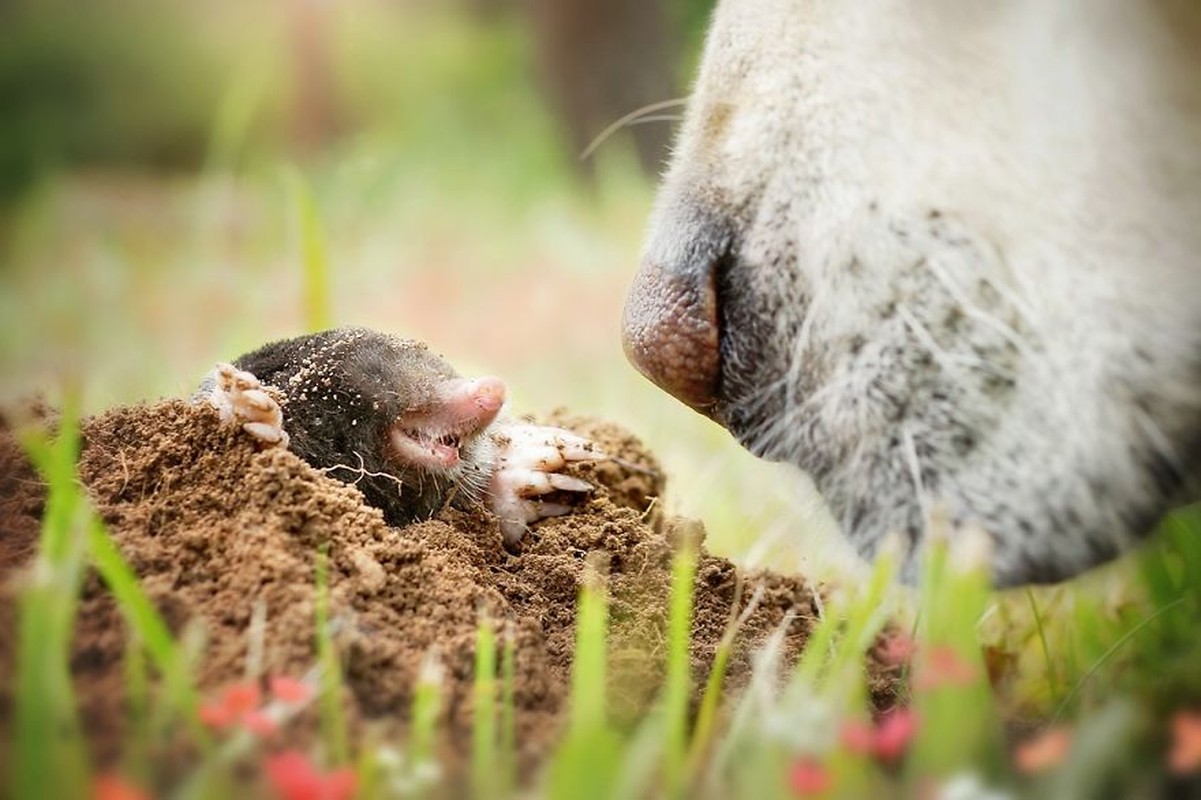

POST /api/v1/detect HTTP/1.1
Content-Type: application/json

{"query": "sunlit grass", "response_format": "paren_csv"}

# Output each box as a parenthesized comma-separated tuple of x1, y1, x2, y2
(7, 401, 1201, 798)
(471, 613, 498, 800)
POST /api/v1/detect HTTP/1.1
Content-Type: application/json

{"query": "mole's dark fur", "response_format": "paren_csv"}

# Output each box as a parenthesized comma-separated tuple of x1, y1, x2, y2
(232, 327, 490, 526)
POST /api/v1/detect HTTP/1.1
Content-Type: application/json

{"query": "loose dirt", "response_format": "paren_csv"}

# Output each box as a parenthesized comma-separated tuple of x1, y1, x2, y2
(0, 400, 899, 785)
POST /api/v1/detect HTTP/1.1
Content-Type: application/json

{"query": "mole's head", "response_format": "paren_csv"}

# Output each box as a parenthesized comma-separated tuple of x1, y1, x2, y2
(252, 327, 507, 522)
(332, 330, 506, 485)
(386, 370, 506, 474)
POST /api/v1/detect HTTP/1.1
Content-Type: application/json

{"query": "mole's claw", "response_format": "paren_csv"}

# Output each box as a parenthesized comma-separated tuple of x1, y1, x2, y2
(533, 501, 574, 518)
(551, 432, 605, 462)
(240, 389, 276, 413)
(201, 362, 289, 450)
(548, 474, 593, 493)
(485, 420, 602, 543)
(499, 518, 527, 548)
(243, 422, 290, 447)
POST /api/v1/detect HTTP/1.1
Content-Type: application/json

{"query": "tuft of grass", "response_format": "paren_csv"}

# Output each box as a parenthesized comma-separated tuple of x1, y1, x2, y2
(287, 166, 333, 333)
(408, 648, 446, 778)
(11, 395, 90, 800)
(471, 611, 498, 800)
(686, 582, 762, 779)
(905, 532, 1003, 785)
(547, 552, 620, 800)
(122, 636, 152, 785)
(500, 622, 518, 793)
(1026, 587, 1062, 707)
(87, 516, 210, 747)
(315, 543, 349, 766)
(662, 520, 701, 796)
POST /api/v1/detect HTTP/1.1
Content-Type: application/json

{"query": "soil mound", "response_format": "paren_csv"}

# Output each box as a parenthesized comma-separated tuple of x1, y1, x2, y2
(0, 400, 895, 782)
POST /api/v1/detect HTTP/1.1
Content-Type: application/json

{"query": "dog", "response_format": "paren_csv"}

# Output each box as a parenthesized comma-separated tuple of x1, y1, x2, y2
(623, 0, 1201, 586)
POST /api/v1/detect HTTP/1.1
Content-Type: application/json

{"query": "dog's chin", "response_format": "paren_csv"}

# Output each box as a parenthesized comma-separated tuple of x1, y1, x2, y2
(711, 392, 789, 463)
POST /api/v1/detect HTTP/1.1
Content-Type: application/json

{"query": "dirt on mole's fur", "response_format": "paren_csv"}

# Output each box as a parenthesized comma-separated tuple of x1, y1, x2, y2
(0, 400, 899, 785)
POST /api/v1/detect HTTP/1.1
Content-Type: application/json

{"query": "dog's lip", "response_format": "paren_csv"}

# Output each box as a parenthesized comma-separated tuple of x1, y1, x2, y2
(622, 257, 722, 413)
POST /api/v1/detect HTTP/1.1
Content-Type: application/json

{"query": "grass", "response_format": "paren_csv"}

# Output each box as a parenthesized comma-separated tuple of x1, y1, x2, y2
(8, 377, 1201, 799)
(471, 613, 498, 800)
(315, 545, 350, 768)
(4, 5, 1201, 798)
(11, 394, 90, 800)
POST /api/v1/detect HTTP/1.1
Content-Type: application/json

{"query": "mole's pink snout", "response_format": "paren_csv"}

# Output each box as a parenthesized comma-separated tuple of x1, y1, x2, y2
(467, 376, 506, 420)
(622, 257, 720, 412)
(440, 376, 506, 432)
(389, 376, 508, 471)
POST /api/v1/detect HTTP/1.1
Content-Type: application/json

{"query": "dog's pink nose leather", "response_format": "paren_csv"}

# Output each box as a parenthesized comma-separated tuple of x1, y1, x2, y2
(622, 258, 720, 411)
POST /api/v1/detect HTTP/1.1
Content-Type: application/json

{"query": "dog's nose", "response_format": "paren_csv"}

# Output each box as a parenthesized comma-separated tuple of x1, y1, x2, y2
(622, 243, 722, 412)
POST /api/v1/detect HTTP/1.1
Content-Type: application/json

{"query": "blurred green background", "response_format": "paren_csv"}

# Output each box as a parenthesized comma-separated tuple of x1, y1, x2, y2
(0, 0, 857, 576)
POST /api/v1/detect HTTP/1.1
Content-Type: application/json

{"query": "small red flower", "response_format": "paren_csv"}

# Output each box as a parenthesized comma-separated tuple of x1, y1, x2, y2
(93, 773, 150, 800)
(243, 710, 280, 738)
(200, 680, 290, 735)
(913, 646, 978, 691)
(880, 633, 918, 666)
(199, 681, 262, 730)
(270, 676, 313, 706)
(1014, 726, 1072, 774)
(1168, 710, 1201, 776)
(788, 758, 832, 796)
(222, 682, 262, 716)
(873, 709, 919, 761)
(199, 701, 237, 729)
(839, 720, 876, 756)
(265, 750, 358, 800)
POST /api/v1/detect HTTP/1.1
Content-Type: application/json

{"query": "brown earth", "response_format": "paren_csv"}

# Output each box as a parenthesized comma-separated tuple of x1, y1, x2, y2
(0, 400, 899, 788)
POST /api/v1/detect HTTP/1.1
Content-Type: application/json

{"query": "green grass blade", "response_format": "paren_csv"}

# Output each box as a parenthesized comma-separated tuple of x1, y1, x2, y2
(570, 553, 608, 736)
(12, 397, 90, 800)
(687, 584, 762, 777)
(663, 521, 700, 797)
(286, 167, 333, 332)
(471, 612, 498, 800)
(906, 534, 1002, 783)
(500, 622, 518, 793)
(548, 552, 620, 800)
(123, 636, 151, 785)
(88, 517, 210, 748)
(1026, 588, 1062, 706)
(315, 544, 349, 765)
(410, 649, 444, 795)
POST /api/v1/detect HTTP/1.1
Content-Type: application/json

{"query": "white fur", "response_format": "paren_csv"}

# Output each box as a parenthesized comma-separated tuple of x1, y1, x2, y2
(647, 0, 1201, 584)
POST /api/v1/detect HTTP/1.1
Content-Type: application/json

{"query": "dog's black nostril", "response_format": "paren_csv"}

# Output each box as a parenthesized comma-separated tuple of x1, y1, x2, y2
(622, 254, 721, 412)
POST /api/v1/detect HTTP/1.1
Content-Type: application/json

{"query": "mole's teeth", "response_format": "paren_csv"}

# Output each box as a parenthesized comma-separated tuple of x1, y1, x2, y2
(390, 425, 461, 469)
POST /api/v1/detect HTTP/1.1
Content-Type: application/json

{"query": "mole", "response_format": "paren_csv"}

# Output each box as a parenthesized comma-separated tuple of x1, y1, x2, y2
(196, 326, 601, 546)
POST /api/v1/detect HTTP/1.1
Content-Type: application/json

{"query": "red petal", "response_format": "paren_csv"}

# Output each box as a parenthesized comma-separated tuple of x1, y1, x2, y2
(323, 769, 359, 800)
(242, 710, 280, 738)
(199, 702, 236, 729)
(1168, 711, 1201, 775)
(222, 681, 263, 716)
(1013, 727, 1073, 774)
(787, 758, 832, 796)
(92, 774, 150, 800)
(873, 709, 919, 761)
(270, 676, 314, 706)
(265, 751, 322, 800)
(879, 633, 917, 666)
(839, 720, 876, 755)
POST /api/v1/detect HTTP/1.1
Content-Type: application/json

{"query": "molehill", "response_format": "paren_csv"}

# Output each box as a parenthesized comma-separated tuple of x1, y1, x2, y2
(0, 400, 898, 780)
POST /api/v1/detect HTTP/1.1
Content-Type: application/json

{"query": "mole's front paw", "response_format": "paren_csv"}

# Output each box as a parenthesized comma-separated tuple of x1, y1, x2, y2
(205, 363, 290, 448)
(488, 422, 603, 546)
